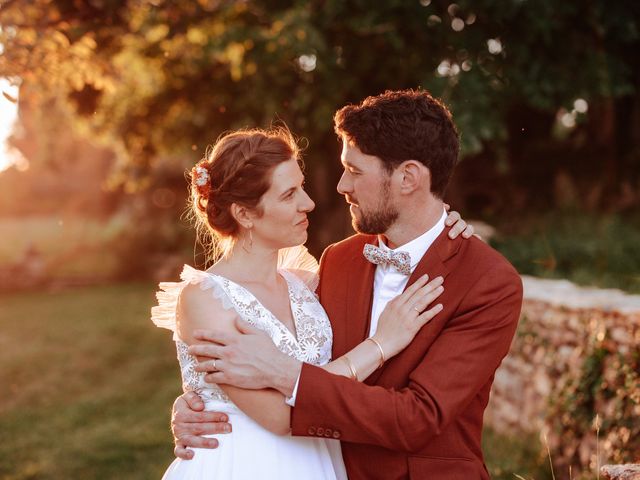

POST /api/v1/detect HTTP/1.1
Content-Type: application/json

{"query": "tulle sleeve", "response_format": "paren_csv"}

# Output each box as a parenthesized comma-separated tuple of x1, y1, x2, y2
(150, 265, 234, 339)
(151, 280, 184, 339)
(277, 245, 320, 291)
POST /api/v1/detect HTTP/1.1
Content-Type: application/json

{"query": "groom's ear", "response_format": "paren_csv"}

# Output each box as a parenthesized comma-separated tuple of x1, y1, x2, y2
(397, 160, 429, 194)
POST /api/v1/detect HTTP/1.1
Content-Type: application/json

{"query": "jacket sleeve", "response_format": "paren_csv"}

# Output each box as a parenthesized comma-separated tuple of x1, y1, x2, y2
(290, 263, 523, 453)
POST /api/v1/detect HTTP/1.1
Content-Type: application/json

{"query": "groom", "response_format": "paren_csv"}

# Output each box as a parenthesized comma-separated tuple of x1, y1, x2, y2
(174, 89, 523, 479)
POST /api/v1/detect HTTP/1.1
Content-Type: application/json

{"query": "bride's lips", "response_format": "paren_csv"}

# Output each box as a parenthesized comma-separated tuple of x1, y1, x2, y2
(296, 218, 309, 227)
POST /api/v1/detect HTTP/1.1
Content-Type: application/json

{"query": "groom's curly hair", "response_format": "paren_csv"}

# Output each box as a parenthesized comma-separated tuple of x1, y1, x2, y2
(334, 89, 459, 198)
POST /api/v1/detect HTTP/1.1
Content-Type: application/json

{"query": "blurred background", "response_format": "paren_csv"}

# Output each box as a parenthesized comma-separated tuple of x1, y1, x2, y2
(0, 1, 638, 478)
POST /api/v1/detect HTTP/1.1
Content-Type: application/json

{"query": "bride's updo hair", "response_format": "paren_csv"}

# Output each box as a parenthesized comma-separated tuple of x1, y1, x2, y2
(189, 126, 300, 262)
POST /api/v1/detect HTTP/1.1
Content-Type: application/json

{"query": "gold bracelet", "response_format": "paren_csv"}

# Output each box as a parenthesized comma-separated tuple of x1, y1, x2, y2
(343, 355, 358, 381)
(366, 337, 386, 367)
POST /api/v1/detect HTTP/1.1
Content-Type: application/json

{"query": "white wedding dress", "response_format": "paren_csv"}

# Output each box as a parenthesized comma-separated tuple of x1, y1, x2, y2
(151, 247, 347, 480)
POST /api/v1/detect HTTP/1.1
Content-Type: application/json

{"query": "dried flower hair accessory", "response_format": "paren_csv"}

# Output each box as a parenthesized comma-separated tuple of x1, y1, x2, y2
(194, 165, 210, 186)
(192, 164, 212, 198)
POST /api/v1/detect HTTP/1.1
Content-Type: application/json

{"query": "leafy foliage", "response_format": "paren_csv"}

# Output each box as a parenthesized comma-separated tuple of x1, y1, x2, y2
(1, 0, 638, 184)
(1, 0, 639, 260)
(491, 213, 640, 293)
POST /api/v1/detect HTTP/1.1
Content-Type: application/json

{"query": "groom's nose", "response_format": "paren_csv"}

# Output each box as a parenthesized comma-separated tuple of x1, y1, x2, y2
(337, 171, 351, 195)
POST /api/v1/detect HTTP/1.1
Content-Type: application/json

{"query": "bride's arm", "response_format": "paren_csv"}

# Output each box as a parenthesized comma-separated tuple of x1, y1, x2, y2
(321, 273, 443, 381)
(177, 284, 292, 435)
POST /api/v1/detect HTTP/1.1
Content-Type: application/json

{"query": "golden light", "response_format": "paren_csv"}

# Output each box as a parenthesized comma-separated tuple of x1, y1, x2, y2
(487, 38, 503, 55)
(0, 78, 27, 172)
(451, 18, 465, 32)
(574, 98, 589, 113)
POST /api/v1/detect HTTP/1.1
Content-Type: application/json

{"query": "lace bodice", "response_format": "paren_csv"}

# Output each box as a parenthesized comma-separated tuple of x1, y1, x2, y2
(151, 247, 333, 405)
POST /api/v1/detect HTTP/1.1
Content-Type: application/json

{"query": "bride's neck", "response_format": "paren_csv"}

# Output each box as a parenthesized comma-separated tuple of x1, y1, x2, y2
(213, 242, 279, 285)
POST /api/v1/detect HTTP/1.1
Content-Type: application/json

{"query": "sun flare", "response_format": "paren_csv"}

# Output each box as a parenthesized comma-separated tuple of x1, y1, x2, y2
(0, 78, 26, 172)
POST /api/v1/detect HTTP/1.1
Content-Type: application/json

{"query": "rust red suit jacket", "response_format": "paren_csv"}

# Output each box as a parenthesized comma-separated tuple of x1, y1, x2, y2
(290, 228, 523, 480)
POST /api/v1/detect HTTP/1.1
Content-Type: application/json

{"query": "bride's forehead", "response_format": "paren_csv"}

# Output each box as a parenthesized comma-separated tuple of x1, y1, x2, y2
(269, 158, 304, 184)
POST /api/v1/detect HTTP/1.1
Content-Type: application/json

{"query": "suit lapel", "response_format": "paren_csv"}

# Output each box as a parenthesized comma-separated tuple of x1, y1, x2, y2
(408, 226, 461, 286)
(344, 240, 377, 353)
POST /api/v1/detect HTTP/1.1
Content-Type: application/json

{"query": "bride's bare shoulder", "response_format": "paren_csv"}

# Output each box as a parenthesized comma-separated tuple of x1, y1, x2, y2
(177, 281, 237, 344)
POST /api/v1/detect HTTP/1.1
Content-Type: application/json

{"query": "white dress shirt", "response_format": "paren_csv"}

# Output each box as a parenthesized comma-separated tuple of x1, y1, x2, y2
(286, 209, 447, 406)
(369, 209, 447, 336)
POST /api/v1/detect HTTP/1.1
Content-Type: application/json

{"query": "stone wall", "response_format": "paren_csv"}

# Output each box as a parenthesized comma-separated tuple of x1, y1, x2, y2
(485, 276, 640, 474)
(601, 464, 640, 480)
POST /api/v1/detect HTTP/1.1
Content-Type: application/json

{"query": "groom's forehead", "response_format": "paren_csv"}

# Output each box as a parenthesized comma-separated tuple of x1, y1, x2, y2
(341, 147, 384, 170)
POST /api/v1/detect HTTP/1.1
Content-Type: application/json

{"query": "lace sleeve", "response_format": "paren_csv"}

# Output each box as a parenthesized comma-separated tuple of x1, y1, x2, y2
(277, 245, 320, 291)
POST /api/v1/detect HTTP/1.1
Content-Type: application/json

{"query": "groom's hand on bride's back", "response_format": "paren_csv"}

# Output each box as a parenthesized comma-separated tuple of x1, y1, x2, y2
(171, 391, 232, 459)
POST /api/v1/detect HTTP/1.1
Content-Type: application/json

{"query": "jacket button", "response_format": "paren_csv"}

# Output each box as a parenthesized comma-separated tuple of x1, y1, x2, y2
(332, 431, 341, 439)
(316, 427, 325, 436)
(324, 430, 332, 438)
(308, 427, 316, 435)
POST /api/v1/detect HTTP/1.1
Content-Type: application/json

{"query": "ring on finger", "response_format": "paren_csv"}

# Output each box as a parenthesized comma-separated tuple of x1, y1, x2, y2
(413, 306, 421, 313)
(212, 359, 217, 371)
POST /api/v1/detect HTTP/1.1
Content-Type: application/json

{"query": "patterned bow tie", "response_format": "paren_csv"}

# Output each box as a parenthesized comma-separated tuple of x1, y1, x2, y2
(363, 244, 412, 275)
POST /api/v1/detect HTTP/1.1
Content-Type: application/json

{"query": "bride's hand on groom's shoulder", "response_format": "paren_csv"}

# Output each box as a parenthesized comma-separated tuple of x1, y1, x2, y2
(444, 204, 476, 239)
(373, 274, 445, 358)
(171, 391, 232, 459)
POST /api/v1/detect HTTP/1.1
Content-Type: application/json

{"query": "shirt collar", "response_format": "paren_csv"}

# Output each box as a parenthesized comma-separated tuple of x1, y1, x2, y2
(378, 209, 447, 269)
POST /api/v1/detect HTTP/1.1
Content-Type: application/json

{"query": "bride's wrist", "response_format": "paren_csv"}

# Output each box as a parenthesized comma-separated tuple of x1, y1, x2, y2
(371, 334, 393, 361)
(366, 336, 386, 367)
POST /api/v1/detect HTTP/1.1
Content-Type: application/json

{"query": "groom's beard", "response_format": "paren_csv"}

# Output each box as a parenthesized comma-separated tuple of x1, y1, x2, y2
(351, 179, 399, 234)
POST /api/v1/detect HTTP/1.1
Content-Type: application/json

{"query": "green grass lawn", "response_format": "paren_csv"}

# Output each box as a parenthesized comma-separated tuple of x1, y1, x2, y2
(482, 428, 551, 480)
(0, 283, 181, 480)
(0, 283, 550, 479)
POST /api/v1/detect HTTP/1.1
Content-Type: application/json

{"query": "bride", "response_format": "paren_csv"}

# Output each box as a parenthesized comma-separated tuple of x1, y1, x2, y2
(152, 127, 456, 479)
